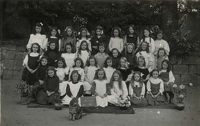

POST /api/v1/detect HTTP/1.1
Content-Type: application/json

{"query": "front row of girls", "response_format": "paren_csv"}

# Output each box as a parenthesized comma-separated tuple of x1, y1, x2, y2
(22, 42, 176, 107)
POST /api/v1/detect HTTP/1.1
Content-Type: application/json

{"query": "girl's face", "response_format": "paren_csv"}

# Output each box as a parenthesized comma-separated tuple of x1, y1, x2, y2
(51, 29, 57, 37)
(112, 50, 118, 58)
(127, 45, 134, 53)
(113, 29, 119, 37)
(113, 73, 120, 81)
(41, 58, 48, 66)
(50, 43, 56, 50)
(158, 50, 165, 57)
(58, 61, 64, 68)
(97, 70, 104, 80)
(152, 71, 159, 79)
(141, 42, 148, 51)
(120, 59, 126, 68)
(81, 42, 87, 50)
(96, 29, 102, 36)
(72, 73, 79, 82)
(99, 46, 105, 53)
(138, 58, 145, 67)
(162, 62, 168, 70)
(75, 60, 82, 67)
(134, 73, 140, 81)
(66, 45, 72, 53)
(144, 29, 150, 37)
(35, 26, 42, 33)
(32, 44, 39, 53)
(157, 33, 163, 40)
(107, 59, 112, 67)
(89, 58, 96, 66)
(67, 28, 73, 36)
(81, 30, 87, 37)
(48, 70, 55, 77)
(129, 27, 134, 34)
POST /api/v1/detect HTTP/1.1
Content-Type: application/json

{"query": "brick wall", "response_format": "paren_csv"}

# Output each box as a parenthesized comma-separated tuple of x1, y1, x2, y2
(1, 44, 200, 86)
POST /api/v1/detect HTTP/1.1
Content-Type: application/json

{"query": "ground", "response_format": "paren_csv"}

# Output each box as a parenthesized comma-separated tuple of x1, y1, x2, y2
(1, 80, 200, 126)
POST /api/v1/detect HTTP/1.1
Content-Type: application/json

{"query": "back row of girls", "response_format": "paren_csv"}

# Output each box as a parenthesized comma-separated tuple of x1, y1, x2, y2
(22, 22, 176, 107)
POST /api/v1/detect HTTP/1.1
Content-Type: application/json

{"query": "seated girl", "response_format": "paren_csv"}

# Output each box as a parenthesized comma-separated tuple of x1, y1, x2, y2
(103, 57, 116, 83)
(146, 69, 165, 106)
(107, 70, 130, 107)
(60, 70, 84, 105)
(91, 69, 109, 107)
(129, 71, 147, 106)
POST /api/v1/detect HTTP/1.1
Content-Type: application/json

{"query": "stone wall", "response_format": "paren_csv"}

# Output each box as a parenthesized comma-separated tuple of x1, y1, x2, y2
(1, 44, 200, 86)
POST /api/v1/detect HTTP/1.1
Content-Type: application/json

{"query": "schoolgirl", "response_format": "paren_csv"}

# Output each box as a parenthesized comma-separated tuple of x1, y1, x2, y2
(155, 48, 169, 70)
(123, 43, 137, 69)
(103, 57, 116, 83)
(108, 27, 124, 53)
(27, 22, 47, 52)
(110, 48, 121, 69)
(91, 68, 109, 107)
(146, 69, 165, 106)
(124, 25, 139, 48)
(56, 57, 69, 82)
(47, 27, 61, 51)
(76, 27, 91, 51)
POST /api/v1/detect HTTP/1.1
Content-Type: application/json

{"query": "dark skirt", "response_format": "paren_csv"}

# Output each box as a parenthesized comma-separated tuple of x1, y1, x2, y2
(22, 68, 38, 85)
(146, 94, 165, 106)
(130, 97, 147, 107)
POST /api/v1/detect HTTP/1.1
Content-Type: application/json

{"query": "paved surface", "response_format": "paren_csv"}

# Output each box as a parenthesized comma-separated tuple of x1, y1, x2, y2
(1, 80, 200, 126)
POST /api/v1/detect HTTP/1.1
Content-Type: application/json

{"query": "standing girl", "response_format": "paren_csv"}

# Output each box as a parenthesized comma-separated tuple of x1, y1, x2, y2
(85, 56, 98, 84)
(108, 27, 124, 53)
(136, 41, 155, 71)
(155, 48, 169, 70)
(76, 40, 91, 66)
(56, 57, 69, 82)
(123, 43, 137, 69)
(91, 69, 109, 107)
(107, 70, 130, 107)
(154, 31, 170, 56)
(140, 28, 155, 54)
(159, 60, 175, 103)
(60, 70, 84, 105)
(22, 43, 41, 86)
(76, 27, 91, 51)
(27, 22, 47, 53)
(124, 25, 139, 48)
(129, 71, 147, 106)
(60, 26, 76, 52)
(146, 69, 165, 106)
(47, 27, 61, 51)
(94, 44, 109, 68)
(103, 57, 116, 83)
(61, 43, 76, 68)
(110, 48, 121, 69)
(91, 25, 108, 55)
(37, 67, 60, 105)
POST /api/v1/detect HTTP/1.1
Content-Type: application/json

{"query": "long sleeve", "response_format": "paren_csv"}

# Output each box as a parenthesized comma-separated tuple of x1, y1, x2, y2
(108, 38, 113, 52)
(76, 85, 84, 97)
(128, 83, 133, 96)
(169, 71, 175, 83)
(122, 81, 128, 99)
(66, 85, 73, 97)
(22, 55, 28, 66)
(164, 40, 170, 55)
(150, 38, 155, 54)
(120, 39, 124, 53)
(42, 35, 48, 50)
(159, 79, 164, 94)
(147, 80, 151, 92)
(27, 34, 33, 49)
(141, 83, 145, 96)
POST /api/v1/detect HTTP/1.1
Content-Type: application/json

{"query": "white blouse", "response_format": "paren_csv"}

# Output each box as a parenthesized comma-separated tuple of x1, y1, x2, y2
(27, 34, 47, 50)
(85, 66, 98, 83)
(61, 53, 76, 68)
(109, 37, 124, 53)
(76, 50, 90, 66)
(154, 39, 170, 55)
(104, 67, 116, 82)
(94, 80, 108, 97)
(141, 37, 155, 54)
(129, 81, 145, 96)
(159, 70, 175, 83)
(56, 67, 69, 81)
(76, 38, 91, 51)
(110, 81, 128, 99)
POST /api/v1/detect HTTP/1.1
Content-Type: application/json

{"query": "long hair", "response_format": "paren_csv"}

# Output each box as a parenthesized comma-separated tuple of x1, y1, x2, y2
(110, 70, 123, 89)
(63, 26, 75, 38)
(78, 40, 90, 55)
(142, 28, 152, 43)
(86, 56, 98, 67)
(78, 27, 90, 39)
(118, 57, 129, 69)
(150, 69, 159, 77)
(130, 71, 143, 87)
(111, 48, 121, 58)
(64, 43, 75, 53)
(124, 43, 135, 56)
(157, 48, 167, 58)
(136, 56, 146, 67)
(161, 59, 171, 72)
(93, 68, 107, 80)
(30, 43, 40, 53)
(104, 57, 113, 68)
(57, 57, 67, 68)
(137, 41, 149, 53)
(70, 70, 81, 82)
(32, 22, 45, 35)
(73, 58, 84, 68)
(111, 27, 122, 38)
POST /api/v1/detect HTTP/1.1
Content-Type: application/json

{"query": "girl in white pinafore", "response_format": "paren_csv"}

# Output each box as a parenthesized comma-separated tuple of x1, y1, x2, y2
(103, 57, 116, 83)
(60, 70, 84, 105)
(91, 69, 109, 107)
(76, 40, 90, 66)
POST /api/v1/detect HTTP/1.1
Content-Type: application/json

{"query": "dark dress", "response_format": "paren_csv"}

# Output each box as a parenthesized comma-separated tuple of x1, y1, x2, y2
(126, 34, 138, 47)
(90, 35, 108, 55)
(44, 49, 60, 67)
(111, 57, 120, 69)
(22, 54, 40, 85)
(48, 37, 60, 51)
(118, 68, 132, 81)
(123, 53, 137, 69)
(133, 66, 149, 80)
